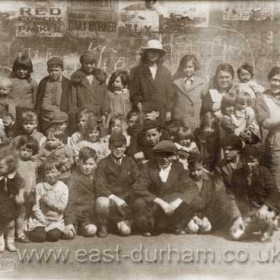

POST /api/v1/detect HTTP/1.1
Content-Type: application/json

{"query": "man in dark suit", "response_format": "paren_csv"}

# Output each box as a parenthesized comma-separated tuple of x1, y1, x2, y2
(133, 140, 196, 236)
(95, 134, 140, 237)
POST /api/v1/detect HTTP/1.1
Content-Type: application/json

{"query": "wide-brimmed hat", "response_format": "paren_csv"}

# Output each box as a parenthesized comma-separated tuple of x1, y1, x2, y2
(142, 40, 166, 57)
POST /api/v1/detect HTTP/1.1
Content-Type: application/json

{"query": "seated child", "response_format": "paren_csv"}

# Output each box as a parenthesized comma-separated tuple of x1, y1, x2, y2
(235, 63, 264, 99)
(38, 128, 74, 182)
(175, 126, 199, 170)
(39, 110, 69, 146)
(0, 77, 16, 142)
(0, 143, 25, 252)
(216, 135, 243, 189)
(220, 93, 236, 138)
(185, 154, 212, 234)
(16, 135, 40, 243)
(103, 115, 131, 147)
(95, 134, 140, 237)
(107, 70, 131, 123)
(13, 111, 44, 148)
(194, 112, 220, 172)
(228, 146, 280, 242)
(73, 121, 109, 163)
(130, 120, 170, 163)
(133, 140, 195, 236)
(27, 160, 68, 242)
(68, 109, 98, 150)
(64, 147, 98, 239)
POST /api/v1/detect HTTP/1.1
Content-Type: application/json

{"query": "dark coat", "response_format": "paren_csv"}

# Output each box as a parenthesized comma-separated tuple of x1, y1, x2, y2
(130, 64, 173, 120)
(35, 75, 72, 118)
(64, 169, 95, 226)
(95, 155, 140, 201)
(133, 160, 197, 204)
(228, 165, 280, 218)
(70, 69, 110, 118)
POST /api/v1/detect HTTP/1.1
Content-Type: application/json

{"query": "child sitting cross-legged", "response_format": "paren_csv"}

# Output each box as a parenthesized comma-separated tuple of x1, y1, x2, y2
(26, 160, 68, 242)
(63, 147, 98, 239)
(95, 134, 140, 237)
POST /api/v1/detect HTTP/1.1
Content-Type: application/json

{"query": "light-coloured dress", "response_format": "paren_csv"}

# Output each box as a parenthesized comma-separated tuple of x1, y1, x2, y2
(27, 181, 68, 232)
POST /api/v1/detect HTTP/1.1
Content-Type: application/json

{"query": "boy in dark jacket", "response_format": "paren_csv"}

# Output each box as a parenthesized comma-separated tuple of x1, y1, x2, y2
(35, 57, 72, 134)
(63, 147, 97, 239)
(95, 134, 140, 237)
(133, 140, 196, 236)
(228, 146, 280, 242)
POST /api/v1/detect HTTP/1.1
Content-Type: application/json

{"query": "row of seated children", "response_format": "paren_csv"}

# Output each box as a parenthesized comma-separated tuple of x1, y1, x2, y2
(0, 128, 278, 252)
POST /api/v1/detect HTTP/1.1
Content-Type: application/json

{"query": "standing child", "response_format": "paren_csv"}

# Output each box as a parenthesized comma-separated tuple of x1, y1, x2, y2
(0, 143, 25, 252)
(236, 63, 264, 99)
(27, 160, 68, 242)
(194, 112, 220, 172)
(172, 54, 207, 129)
(64, 147, 98, 239)
(107, 70, 131, 123)
(10, 55, 37, 115)
(95, 134, 140, 237)
(38, 128, 74, 182)
(71, 51, 109, 128)
(0, 77, 16, 142)
(35, 57, 72, 134)
(15, 135, 39, 243)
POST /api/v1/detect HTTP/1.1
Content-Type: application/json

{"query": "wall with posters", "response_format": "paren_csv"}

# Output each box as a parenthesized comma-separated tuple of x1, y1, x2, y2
(0, 0, 279, 87)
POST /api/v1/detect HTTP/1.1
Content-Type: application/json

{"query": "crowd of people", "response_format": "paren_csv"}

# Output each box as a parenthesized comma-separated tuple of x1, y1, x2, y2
(0, 38, 280, 253)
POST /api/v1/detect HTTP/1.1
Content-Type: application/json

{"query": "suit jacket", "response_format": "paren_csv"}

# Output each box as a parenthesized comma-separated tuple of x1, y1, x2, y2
(95, 155, 140, 200)
(64, 169, 95, 225)
(228, 165, 280, 218)
(172, 76, 207, 128)
(133, 160, 197, 204)
(130, 64, 173, 111)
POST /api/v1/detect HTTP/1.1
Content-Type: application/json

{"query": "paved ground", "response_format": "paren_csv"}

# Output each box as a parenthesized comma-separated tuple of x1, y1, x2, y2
(2, 230, 280, 280)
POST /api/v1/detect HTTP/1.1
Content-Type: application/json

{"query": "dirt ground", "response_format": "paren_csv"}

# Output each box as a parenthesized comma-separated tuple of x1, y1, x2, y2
(1, 229, 280, 280)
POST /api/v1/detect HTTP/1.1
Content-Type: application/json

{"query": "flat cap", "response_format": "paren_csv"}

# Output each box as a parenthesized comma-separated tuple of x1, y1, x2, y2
(221, 135, 243, 151)
(47, 56, 63, 68)
(153, 140, 176, 154)
(80, 51, 96, 64)
(109, 133, 127, 146)
(49, 110, 68, 125)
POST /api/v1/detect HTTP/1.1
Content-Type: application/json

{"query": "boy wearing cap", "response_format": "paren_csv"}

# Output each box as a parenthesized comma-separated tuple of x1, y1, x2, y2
(133, 140, 196, 236)
(130, 39, 173, 126)
(36, 57, 72, 134)
(71, 51, 109, 129)
(228, 146, 280, 242)
(95, 134, 140, 237)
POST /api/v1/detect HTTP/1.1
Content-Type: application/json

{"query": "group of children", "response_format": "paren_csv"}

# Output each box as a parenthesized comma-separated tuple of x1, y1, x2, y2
(0, 39, 279, 253)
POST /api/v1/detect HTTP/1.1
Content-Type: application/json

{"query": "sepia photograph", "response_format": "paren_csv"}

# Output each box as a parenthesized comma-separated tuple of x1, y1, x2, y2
(0, 0, 280, 279)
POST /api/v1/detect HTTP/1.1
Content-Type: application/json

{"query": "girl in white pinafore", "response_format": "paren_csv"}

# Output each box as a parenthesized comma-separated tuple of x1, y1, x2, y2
(26, 160, 68, 242)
